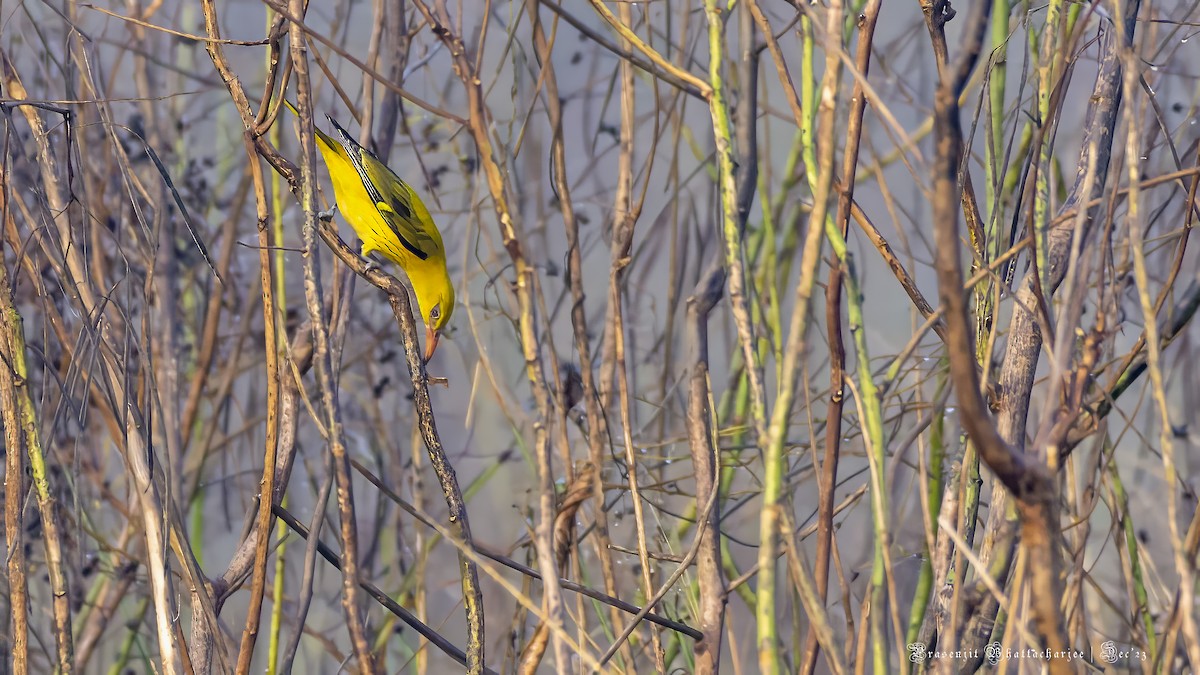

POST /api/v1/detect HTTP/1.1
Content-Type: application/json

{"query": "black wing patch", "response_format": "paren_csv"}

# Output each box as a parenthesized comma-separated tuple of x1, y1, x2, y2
(377, 202, 428, 260)
(328, 115, 429, 261)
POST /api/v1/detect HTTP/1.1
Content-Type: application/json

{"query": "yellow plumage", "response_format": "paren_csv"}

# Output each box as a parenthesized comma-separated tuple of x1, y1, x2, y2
(283, 100, 454, 361)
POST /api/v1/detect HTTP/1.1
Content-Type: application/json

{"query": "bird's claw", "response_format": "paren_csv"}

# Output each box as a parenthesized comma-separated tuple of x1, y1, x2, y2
(359, 248, 384, 274)
(317, 204, 338, 222)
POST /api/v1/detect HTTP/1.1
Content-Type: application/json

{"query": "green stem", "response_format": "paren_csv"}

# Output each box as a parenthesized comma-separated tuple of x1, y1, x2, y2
(1107, 451, 1158, 661)
(906, 382, 946, 645)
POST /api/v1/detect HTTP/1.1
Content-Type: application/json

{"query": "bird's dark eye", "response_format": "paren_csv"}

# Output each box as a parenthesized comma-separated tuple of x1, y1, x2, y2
(430, 305, 441, 321)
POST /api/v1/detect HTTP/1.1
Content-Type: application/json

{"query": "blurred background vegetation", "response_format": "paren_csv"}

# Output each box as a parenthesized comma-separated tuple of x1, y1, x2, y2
(1, 0, 1198, 673)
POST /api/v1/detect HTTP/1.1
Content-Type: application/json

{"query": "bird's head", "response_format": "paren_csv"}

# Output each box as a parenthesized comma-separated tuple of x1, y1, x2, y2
(415, 272, 455, 363)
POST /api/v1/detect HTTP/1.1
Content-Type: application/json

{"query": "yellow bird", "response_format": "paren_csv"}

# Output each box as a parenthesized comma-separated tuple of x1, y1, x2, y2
(283, 99, 454, 362)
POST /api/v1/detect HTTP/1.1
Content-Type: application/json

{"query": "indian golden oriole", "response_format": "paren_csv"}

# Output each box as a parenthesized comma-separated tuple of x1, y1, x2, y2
(283, 99, 454, 362)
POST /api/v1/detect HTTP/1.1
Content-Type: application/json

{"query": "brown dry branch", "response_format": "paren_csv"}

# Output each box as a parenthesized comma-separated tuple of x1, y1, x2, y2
(803, 0, 881, 671)
(598, 432, 724, 668)
(231, 122, 284, 674)
(606, 2, 665, 669)
(408, 1, 562, 671)
(348, 456, 701, 640)
(314, 207, 485, 674)
(685, 255, 730, 674)
(925, 0, 1137, 670)
(1120, 3, 1200, 666)
(270, 502, 498, 674)
(213, 327, 312, 601)
(518, 465, 594, 673)
(525, 0, 629, 667)
(1, 46, 215, 675)
(289, 14, 377, 672)
(0, 258, 76, 673)
(945, 1, 1146, 669)
(0, 169, 31, 675)
(203, 1, 489, 669)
